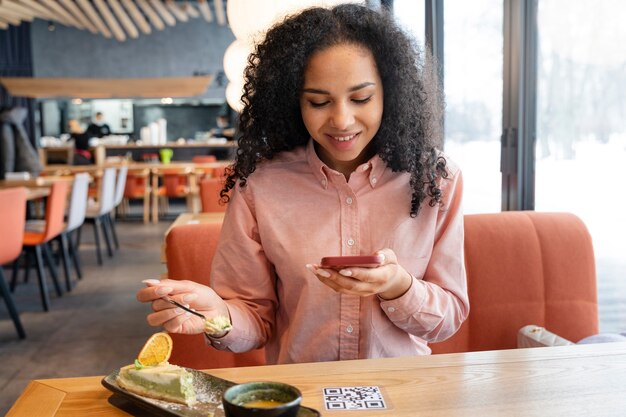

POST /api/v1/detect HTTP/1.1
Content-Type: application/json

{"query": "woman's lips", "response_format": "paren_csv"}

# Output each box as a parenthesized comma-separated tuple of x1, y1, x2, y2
(326, 132, 360, 150)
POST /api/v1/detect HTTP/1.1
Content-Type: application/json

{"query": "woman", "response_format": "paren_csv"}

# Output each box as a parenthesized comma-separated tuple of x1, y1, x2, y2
(139, 4, 468, 364)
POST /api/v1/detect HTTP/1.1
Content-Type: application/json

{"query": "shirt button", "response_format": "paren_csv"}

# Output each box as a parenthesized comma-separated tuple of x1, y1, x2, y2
(347, 238, 355, 246)
(387, 307, 396, 313)
(371, 177, 377, 184)
(321, 179, 327, 187)
(346, 197, 353, 205)
(213, 340, 221, 345)
(362, 165, 369, 171)
(346, 324, 353, 333)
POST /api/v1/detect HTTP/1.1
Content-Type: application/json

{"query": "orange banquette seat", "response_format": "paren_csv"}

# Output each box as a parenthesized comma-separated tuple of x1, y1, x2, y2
(166, 211, 599, 366)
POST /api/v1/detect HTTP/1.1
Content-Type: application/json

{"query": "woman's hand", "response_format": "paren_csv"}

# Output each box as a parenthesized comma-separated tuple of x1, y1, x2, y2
(137, 279, 229, 334)
(306, 248, 413, 300)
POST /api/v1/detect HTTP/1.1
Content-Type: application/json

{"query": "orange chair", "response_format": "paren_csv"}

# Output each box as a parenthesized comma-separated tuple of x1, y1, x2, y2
(192, 155, 218, 181)
(0, 188, 27, 338)
(199, 177, 228, 213)
(14, 181, 70, 311)
(431, 211, 598, 354)
(166, 222, 266, 369)
(121, 168, 151, 224)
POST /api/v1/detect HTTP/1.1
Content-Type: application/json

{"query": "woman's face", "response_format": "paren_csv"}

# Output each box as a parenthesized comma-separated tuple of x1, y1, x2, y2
(300, 43, 383, 177)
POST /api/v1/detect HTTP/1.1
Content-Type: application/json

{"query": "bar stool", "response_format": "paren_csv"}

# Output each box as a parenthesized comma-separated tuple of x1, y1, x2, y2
(0, 188, 27, 339)
(16, 181, 69, 312)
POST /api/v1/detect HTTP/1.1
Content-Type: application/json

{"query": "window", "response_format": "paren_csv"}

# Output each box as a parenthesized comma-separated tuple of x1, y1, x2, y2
(535, 0, 626, 332)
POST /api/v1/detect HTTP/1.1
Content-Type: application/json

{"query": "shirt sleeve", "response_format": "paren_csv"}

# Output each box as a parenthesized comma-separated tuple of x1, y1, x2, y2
(378, 167, 469, 342)
(206, 182, 277, 352)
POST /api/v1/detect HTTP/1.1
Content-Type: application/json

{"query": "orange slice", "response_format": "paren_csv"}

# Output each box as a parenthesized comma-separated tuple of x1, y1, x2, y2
(137, 332, 173, 366)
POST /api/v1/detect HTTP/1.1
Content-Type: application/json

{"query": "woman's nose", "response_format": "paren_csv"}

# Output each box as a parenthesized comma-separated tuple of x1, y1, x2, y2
(329, 102, 355, 130)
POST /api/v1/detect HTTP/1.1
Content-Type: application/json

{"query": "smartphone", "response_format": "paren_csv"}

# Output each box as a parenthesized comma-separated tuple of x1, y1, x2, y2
(320, 255, 384, 268)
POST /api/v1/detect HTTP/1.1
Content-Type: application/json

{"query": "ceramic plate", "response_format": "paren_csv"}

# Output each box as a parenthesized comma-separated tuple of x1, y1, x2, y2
(102, 368, 321, 417)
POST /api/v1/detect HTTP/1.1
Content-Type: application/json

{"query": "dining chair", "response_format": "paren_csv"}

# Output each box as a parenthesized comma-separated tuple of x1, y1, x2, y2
(58, 172, 90, 291)
(108, 165, 128, 250)
(14, 181, 69, 312)
(121, 168, 151, 224)
(83, 167, 116, 265)
(199, 177, 228, 213)
(0, 187, 27, 338)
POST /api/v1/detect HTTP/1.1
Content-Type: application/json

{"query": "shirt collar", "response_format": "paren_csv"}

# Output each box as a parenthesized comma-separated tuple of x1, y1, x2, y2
(305, 139, 386, 189)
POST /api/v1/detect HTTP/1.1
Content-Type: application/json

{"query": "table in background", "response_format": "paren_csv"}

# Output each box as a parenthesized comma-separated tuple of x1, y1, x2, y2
(7, 342, 626, 416)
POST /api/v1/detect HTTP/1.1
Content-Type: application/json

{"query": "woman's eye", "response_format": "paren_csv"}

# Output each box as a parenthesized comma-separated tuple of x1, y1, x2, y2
(309, 101, 329, 108)
(352, 97, 372, 104)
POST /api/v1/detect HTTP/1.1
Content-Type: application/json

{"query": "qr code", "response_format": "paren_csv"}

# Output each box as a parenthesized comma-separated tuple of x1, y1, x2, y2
(323, 386, 387, 410)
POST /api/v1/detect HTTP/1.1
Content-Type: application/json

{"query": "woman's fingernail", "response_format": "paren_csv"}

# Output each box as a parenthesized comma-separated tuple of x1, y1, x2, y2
(339, 269, 352, 276)
(182, 293, 197, 303)
(317, 269, 331, 278)
(142, 279, 160, 286)
(156, 286, 173, 295)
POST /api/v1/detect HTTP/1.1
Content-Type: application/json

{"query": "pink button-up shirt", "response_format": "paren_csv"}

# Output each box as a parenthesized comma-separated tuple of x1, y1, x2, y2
(209, 140, 468, 364)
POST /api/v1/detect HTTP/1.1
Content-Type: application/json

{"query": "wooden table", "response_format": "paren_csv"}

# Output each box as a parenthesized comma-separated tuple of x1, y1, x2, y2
(7, 342, 626, 416)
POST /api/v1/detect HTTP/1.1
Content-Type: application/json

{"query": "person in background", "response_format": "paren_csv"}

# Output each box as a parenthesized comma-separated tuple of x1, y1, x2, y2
(85, 112, 111, 138)
(138, 4, 468, 365)
(68, 119, 92, 165)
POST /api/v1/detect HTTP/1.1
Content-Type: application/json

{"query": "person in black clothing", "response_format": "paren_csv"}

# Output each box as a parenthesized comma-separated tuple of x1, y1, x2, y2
(68, 119, 92, 165)
(85, 112, 111, 138)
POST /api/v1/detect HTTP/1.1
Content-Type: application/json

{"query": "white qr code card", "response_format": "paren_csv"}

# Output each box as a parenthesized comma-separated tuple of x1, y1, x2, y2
(323, 386, 388, 411)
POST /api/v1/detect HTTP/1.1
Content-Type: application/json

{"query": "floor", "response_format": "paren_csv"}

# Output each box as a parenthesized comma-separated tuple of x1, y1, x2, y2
(1, 212, 625, 415)
(0, 218, 170, 416)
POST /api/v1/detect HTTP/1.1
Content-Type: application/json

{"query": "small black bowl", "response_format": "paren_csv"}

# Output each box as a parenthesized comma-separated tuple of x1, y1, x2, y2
(222, 381, 302, 417)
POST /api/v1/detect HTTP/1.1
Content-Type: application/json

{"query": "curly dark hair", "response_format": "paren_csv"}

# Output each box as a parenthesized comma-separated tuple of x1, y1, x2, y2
(222, 3, 448, 217)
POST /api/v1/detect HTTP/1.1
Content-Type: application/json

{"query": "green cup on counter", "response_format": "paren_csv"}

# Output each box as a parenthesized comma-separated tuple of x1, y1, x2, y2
(159, 148, 173, 164)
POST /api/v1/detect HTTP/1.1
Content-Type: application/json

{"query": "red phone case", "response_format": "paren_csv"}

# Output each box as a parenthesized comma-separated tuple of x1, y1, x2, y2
(320, 255, 384, 268)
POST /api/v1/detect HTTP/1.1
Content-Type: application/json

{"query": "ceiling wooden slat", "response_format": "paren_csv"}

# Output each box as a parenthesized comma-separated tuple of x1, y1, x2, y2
(135, 0, 165, 31)
(197, 0, 213, 23)
(58, 0, 98, 34)
(40, 0, 84, 29)
(0, 4, 34, 22)
(93, 0, 126, 41)
(184, 1, 200, 19)
(214, 0, 226, 26)
(165, 0, 188, 22)
(4, 0, 41, 20)
(150, 0, 176, 27)
(0, 76, 215, 99)
(121, 0, 151, 34)
(16, 0, 61, 23)
(0, 21, 7, 29)
(0, 14, 21, 26)
(108, 0, 140, 38)
(75, 0, 113, 38)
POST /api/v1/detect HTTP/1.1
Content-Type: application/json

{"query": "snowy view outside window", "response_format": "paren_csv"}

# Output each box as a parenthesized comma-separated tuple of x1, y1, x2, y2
(535, 0, 626, 332)
(393, 0, 626, 332)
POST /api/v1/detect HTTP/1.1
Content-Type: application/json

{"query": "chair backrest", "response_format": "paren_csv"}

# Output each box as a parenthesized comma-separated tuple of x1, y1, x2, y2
(113, 165, 128, 207)
(199, 177, 227, 213)
(94, 167, 117, 215)
(0, 187, 27, 264)
(166, 222, 266, 368)
(192, 155, 217, 163)
(124, 169, 149, 198)
(66, 173, 90, 232)
(431, 211, 599, 354)
(41, 180, 70, 241)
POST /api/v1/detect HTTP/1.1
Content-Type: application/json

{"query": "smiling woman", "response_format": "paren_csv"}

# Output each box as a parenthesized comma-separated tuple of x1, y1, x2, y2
(135, 3, 468, 366)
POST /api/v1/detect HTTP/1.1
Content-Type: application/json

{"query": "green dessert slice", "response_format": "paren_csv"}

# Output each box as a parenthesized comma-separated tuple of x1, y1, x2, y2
(117, 362, 196, 406)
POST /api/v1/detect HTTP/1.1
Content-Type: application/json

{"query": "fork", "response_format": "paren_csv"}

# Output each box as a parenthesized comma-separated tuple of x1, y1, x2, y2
(162, 296, 206, 320)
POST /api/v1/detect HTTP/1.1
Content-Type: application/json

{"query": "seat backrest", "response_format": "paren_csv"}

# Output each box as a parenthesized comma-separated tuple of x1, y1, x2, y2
(431, 211, 599, 354)
(192, 155, 217, 163)
(66, 173, 90, 232)
(113, 165, 128, 207)
(124, 169, 149, 198)
(166, 222, 266, 369)
(41, 180, 70, 241)
(94, 167, 117, 215)
(0, 187, 27, 264)
(199, 178, 227, 213)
